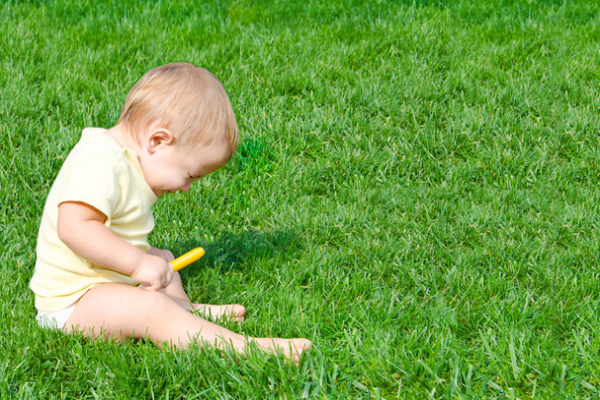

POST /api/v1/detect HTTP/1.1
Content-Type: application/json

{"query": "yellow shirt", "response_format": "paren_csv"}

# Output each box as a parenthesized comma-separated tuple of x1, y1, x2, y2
(30, 128, 157, 312)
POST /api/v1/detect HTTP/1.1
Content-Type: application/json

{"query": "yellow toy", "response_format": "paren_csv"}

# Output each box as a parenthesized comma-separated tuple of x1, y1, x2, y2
(169, 247, 205, 271)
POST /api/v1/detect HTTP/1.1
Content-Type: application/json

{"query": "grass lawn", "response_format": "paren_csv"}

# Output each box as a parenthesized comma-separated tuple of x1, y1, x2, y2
(2, 0, 600, 398)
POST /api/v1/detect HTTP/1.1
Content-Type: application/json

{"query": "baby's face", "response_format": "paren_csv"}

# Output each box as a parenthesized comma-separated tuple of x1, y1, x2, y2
(143, 141, 230, 196)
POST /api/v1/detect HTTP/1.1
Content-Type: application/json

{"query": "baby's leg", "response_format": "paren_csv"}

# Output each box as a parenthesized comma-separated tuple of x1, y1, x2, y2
(191, 304, 246, 322)
(159, 272, 193, 308)
(161, 272, 246, 321)
(65, 283, 310, 362)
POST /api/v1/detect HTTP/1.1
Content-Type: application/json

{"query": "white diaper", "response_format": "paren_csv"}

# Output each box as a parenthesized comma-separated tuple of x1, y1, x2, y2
(36, 304, 77, 330)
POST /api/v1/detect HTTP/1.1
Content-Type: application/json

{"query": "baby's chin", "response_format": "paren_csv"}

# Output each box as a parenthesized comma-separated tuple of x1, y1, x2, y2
(154, 187, 182, 196)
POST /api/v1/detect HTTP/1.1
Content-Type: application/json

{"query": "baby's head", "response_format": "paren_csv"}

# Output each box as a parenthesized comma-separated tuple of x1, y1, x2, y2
(118, 62, 238, 158)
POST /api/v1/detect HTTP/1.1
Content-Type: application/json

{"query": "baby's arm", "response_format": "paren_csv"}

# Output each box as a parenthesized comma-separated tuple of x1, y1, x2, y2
(57, 201, 173, 291)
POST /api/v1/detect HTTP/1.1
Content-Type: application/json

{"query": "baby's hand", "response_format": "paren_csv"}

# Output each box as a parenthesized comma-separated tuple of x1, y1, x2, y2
(147, 247, 175, 263)
(131, 253, 174, 291)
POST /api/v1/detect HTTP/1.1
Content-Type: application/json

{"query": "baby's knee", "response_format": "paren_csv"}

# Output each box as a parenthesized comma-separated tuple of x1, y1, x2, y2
(138, 289, 173, 311)
(161, 271, 183, 291)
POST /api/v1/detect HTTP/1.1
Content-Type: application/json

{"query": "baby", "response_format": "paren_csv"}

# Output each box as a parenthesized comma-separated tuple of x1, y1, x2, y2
(30, 62, 311, 363)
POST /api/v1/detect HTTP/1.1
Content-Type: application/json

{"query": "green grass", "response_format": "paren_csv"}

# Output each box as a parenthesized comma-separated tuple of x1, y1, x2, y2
(2, 0, 600, 398)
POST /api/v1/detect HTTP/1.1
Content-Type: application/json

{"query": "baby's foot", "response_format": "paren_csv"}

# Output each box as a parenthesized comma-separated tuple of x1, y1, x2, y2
(251, 337, 312, 364)
(192, 304, 246, 322)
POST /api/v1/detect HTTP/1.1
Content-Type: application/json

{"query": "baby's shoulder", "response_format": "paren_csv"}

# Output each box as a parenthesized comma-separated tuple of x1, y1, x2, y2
(60, 128, 129, 177)
(68, 128, 125, 161)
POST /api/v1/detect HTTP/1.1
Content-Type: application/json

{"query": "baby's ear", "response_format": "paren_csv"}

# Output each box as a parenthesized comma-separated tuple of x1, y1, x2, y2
(146, 128, 174, 153)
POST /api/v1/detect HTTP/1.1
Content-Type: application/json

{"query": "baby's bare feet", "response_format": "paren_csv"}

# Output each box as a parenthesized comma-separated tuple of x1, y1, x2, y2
(251, 337, 312, 364)
(192, 304, 246, 322)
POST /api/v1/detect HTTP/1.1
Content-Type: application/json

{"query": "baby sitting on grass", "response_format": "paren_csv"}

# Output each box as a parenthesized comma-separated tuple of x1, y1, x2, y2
(30, 62, 311, 363)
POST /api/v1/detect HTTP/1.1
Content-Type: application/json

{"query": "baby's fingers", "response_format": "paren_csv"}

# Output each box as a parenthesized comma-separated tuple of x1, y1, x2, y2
(140, 283, 160, 292)
(149, 273, 174, 291)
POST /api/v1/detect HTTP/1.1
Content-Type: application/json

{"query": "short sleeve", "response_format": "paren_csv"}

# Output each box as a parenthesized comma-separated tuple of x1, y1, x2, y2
(59, 154, 121, 220)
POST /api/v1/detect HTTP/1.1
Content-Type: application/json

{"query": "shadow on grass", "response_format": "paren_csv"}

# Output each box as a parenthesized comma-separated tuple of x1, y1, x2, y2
(171, 229, 303, 274)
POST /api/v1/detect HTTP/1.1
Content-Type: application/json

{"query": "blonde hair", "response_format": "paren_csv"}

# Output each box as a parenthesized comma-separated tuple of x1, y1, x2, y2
(118, 62, 238, 157)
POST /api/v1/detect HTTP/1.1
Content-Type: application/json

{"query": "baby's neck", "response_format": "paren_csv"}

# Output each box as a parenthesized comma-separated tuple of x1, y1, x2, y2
(105, 125, 141, 152)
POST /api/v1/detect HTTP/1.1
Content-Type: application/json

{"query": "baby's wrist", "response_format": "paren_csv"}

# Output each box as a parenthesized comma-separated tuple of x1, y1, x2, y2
(127, 251, 150, 276)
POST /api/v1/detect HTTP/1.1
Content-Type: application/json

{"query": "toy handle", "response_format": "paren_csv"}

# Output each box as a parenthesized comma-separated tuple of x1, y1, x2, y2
(169, 247, 205, 271)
